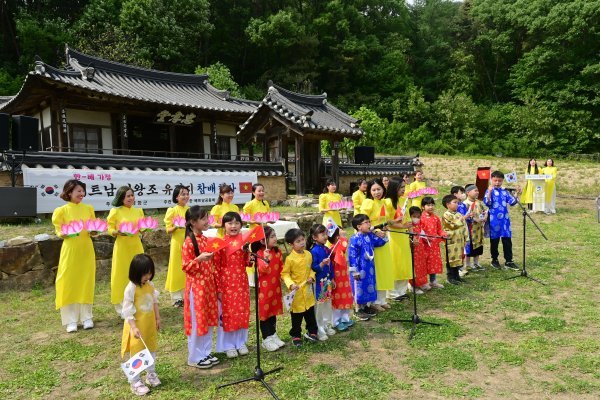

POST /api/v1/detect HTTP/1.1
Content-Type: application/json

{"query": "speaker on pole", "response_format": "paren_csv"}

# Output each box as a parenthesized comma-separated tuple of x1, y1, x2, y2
(0, 113, 10, 151)
(12, 115, 39, 151)
(354, 146, 375, 164)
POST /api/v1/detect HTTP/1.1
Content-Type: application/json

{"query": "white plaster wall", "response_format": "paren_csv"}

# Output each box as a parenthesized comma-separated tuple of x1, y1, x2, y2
(42, 107, 51, 129)
(230, 138, 237, 160)
(102, 128, 113, 154)
(203, 135, 211, 157)
(66, 109, 111, 126)
(216, 122, 236, 137)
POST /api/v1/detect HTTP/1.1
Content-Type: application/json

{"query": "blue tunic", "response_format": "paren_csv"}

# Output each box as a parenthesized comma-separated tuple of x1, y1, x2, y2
(457, 201, 468, 216)
(310, 243, 333, 299)
(483, 187, 518, 239)
(348, 232, 388, 305)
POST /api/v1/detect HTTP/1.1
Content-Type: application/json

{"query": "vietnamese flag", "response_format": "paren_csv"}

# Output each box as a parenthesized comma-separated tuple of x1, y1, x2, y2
(206, 237, 227, 253)
(242, 224, 266, 244)
(394, 207, 403, 220)
(477, 168, 491, 180)
(239, 182, 253, 193)
(226, 236, 245, 256)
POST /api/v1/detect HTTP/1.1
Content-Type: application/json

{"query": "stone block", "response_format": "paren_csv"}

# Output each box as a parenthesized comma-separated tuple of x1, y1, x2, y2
(142, 229, 169, 249)
(0, 268, 55, 291)
(146, 246, 169, 267)
(37, 236, 62, 268)
(96, 258, 112, 280)
(5, 236, 33, 246)
(92, 235, 115, 260)
(0, 242, 42, 275)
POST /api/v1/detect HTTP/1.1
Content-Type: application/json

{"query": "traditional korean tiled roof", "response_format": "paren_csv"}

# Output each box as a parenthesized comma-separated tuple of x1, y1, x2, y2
(237, 83, 363, 139)
(323, 156, 421, 176)
(0, 46, 258, 114)
(17, 151, 285, 177)
(0, 96, 13, 107)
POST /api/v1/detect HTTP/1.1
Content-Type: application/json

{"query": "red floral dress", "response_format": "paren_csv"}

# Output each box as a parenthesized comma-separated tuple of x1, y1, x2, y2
(414, 212, 445, 277)
(214, 234, 250, 332)
(181, 233, 218, 336)
(256, 248, 284, 321)
(331, 237, 354, 309)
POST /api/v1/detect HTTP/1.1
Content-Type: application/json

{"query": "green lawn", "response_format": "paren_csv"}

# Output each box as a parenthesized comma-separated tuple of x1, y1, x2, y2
(1, 196, 599, 399)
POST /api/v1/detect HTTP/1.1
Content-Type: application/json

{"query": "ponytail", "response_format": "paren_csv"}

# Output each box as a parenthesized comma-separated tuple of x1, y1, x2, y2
(185, 205, 208, 257)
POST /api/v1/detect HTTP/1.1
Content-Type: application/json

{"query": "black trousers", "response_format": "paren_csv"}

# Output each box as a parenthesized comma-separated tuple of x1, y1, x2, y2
(260, 315, 277, 339)
(490, 237, 513, 262)
(289, 306, 318, 338)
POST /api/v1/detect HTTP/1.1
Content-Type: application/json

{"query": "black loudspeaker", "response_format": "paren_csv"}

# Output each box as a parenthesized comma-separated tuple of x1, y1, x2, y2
(12, 115, 39, 151)
(354, 146, 375, 164)
(0, 113, 9, 150)
(0, 187, 37, 217)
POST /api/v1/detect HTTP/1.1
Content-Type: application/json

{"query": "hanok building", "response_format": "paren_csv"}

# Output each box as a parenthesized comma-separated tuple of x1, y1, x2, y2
(0, 46, 419, 206)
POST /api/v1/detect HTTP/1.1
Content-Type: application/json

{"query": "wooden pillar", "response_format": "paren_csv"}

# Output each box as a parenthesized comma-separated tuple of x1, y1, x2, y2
(248, 140, 254, 159)
(331, 139, 340, 186)
(169, 125, 176, 155)
(262, 135, 269, 161)
(295, 135, 305, 195)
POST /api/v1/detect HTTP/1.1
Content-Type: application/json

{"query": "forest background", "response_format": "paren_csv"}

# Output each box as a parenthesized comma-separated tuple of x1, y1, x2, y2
(1, 0, 599, 157)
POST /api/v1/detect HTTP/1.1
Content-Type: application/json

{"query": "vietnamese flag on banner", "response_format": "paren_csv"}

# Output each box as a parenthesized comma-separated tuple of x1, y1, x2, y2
(239, 182, 253, 193)
(477, 168, 491, 180)
(242, 224, 266, 244)
(206, 237, 228, 253)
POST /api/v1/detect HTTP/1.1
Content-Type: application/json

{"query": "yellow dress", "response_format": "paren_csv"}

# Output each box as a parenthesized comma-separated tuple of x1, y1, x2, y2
(389, 196, 413, 281)
(360, 198, 394, 291)
(520, 168, 537, 204)
(319, 192, 343, 226)
(541, 166, 557, 203)
(351, 190, 366, 215)
(210, 202, 239, 238)
(164, 205, 189, 293)
(52, 202, 96, 310)
(242, 199, 271, 229)
(407, 181, 427, 208)
(107, 206, 145, 304)
(281, 250, 316, 313)
(121, 281, 158, 357)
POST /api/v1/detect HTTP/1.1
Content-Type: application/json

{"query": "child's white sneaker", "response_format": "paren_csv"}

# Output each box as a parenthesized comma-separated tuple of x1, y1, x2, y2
(145, 372, 161, 387)
(130, 380, 150, 396)
(66, 322, 77, 333)
(226, 349, 238, 358)
(82, 319, 94, 330)
(262, 337, 279, 352)
(458, 268, 468, 277)
(420, 283, 432, 291)
(238, 344, 249, 356)
(414, 288, 425, 295)
(272, 334, 285, 348)
(430, 281, 445, 289)
(326, 327, 336, 336)
(317, 331, 329, 341)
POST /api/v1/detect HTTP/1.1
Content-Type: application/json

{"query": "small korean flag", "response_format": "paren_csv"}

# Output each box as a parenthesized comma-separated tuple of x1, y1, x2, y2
(326, 217, 339, 238)
(121, 348, 155, 381)
(505, 171, 518, 183)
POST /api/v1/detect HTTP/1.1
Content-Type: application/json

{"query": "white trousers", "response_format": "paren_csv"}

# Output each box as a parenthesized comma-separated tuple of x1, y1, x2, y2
(60, 303, 93, 326)
(545, 188, 556, 214)
(332, 308, 351, 325)
(216, 301, 248, 352)
(387, 280, 408, 299)
(375, 290, 389, 305)
(315, 299, 333, 334)
(187, 290, 214, 363)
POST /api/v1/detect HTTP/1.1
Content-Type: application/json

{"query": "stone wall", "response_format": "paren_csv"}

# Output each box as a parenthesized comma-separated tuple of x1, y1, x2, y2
(258, 175, 287, 201)
(0, 231, 170, 292)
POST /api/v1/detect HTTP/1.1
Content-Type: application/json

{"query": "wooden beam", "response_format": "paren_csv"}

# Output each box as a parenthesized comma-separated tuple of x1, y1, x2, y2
(295, 135, 305, 195)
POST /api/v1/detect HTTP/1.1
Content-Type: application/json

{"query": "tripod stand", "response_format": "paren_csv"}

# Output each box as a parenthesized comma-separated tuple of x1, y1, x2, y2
(388, 228, 446, 340)
(217, 253, 283, 399)
(504, 199, 548, 285)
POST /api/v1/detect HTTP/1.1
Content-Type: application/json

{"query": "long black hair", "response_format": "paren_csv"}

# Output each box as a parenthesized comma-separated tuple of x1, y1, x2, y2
(306, 223, 327, 250)
(185, 205, 208, 257)
(366, 178, 386, 200)
(250, 183, 267, 206)
(385, 179, 406, 209)
(526, 158, 539, 174)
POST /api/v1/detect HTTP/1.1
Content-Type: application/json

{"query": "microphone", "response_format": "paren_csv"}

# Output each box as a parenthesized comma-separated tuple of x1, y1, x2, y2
(372, 222, 389, 230)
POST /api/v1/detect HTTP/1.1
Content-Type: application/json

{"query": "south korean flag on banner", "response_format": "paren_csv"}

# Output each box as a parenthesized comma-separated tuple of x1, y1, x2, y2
(121, 348, 155, 381)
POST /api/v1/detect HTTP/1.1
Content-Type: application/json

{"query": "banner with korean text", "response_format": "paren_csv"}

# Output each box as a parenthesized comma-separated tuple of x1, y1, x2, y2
(23, 167, 257, 213)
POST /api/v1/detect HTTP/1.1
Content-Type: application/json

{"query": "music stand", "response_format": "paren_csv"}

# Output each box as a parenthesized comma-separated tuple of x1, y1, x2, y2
(217, 253, 283, 399)
(503, 197, 548, 285)
(387, 228, 446, 340)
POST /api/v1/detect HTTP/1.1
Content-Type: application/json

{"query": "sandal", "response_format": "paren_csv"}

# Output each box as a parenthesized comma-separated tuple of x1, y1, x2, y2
(130, 380, 150, 396)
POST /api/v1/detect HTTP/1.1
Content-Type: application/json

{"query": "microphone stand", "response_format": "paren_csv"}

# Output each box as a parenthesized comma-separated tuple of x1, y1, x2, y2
(502, 192, 548, 285)
(386, 228, 446, 340)
(217, 248, 283, 399)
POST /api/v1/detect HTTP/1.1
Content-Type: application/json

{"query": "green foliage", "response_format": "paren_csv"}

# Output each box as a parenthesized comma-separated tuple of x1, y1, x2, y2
(195, 62, 242, 98)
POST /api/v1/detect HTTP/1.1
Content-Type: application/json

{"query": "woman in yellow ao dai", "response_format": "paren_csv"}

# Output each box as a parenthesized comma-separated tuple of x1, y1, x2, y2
(360, 179, 395, 308)
(351, 179, 368, 216)
(210, 184, 239, 238)
(541, 158, 558, 214)
(52, 179, 96, 332)
(107, 186, 145, 314)
(164, 185, 190, 305)
(319, 179, 343, 227)
(406, 170, 427, 208)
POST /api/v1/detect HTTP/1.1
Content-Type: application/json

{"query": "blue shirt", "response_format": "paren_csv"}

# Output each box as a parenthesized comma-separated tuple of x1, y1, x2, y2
(483, 187, 518, 239)
(310, 243, 333, 299)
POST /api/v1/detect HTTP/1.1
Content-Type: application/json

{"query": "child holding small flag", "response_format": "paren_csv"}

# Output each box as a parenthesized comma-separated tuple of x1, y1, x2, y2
(319, 178, 343, 227)
(182, 206, 220, 369)
(360, 179, 394, 310)
(464, 185, 488, 271)
(214, 212, 250, 358)
(121, 254, 161, 396)
(282, 228, 318, 347)
(251, 225, 285, 352)
(164, 185, 190, 307)
(418, 197, 447, 290)
(408, 206, 429, 294)
(308, 223, 336, 341)
(108, 186, 145, 317)
(442, 195, 468, 285)
(328, 225, 355, 330)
